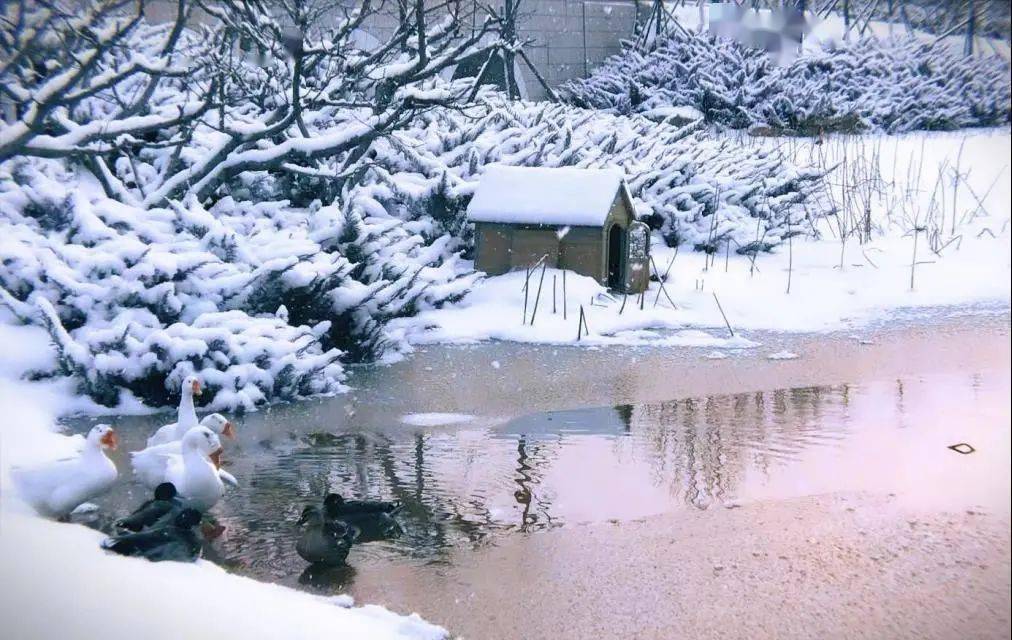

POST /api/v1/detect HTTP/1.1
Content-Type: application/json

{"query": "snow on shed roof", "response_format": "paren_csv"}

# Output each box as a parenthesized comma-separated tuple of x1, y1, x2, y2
(467, 165, 627, 227)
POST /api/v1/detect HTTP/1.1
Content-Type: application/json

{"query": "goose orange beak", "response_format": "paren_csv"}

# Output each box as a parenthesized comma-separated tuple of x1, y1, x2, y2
(191, 380, 203, 396)
(223, 421, 235, 439)
(100, 430, 118, 451)
(209, 448, 223, 469)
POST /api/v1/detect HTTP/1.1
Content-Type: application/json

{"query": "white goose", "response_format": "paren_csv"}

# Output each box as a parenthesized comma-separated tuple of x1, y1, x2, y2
(146, 374, 203, 447)
(131, 426, 225, 511)
(132, 414, 239, 487)
(12, 424, 119, 518)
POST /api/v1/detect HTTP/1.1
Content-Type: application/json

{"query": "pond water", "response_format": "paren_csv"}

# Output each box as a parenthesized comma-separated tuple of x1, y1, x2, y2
(65, 315, 1011, 598)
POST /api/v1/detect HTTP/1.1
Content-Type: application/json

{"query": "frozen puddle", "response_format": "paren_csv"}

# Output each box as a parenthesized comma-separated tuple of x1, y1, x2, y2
(400, 413, 475, 426)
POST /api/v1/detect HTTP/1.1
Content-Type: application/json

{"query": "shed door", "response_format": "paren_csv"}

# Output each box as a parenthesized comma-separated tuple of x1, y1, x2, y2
(625, 222, 650, 292)
(607, 225, 625, 289)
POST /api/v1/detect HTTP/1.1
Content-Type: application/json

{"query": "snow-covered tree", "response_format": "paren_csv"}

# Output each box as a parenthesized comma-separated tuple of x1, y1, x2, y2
(0, 0, 214, 171)
(1, 0, 508, 205)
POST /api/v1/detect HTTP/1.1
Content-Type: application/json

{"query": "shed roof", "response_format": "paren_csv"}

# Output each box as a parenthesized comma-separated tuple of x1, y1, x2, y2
(467, 165, 626, 227)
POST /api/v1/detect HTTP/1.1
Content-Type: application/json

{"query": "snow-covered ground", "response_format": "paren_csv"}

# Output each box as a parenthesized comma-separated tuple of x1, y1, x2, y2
(0, 323, 446, 639)
(395, 129, 1010, 349)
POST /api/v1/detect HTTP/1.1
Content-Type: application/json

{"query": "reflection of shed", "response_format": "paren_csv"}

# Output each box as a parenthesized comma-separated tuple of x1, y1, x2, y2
(467, 166, 650, 293)
(496, 406, 634, 442)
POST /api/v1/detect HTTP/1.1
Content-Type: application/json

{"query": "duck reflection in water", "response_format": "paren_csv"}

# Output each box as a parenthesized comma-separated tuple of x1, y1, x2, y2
(298, 562, 358, 591)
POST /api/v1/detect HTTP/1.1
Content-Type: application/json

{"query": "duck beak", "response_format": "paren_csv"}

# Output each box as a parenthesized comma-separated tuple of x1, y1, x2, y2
(223, 421, 235, 439)
(192, 380, 203, 397)
(209, 448, 223, 468)
(101, 430, 119, 451)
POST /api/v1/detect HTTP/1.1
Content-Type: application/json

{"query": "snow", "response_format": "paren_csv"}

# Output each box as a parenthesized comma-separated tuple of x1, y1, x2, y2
(396, 129, 1010, 347)
(466, 165, 626, 227)
(400, 413, 475, 426)
(767, 350, 800, 361)
(0, 511, 446, 640)
(394, 268, 756, 349)
(0, 322, 447, 640)
(640, 105, 705, 123)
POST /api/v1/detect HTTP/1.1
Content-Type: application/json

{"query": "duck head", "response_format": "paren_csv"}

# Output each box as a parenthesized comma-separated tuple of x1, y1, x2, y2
(182, 374, 203, 398)
(154, 482, 178, 501)
(323, 493, 344, 512)
(298, 505, 323, 526)
(88, 424, 118, 451)
(182, 426, 222, 465)
(201, 413, 235, 440)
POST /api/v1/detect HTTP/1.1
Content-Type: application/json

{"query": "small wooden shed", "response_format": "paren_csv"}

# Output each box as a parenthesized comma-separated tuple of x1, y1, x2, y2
(467, 166, 650, 293)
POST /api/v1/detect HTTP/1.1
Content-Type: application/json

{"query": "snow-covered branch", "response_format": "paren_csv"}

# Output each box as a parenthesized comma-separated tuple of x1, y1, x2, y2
(0, 0, 212, 163)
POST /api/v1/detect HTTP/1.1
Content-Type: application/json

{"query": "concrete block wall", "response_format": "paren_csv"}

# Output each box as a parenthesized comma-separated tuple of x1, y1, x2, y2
(514, 1, 641, 99)
(148, 0, 646, 100)
(356, 0, 643, 99)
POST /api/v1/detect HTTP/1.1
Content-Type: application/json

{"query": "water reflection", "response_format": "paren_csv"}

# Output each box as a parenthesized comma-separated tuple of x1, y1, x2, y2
(66, 371, 1009, 592)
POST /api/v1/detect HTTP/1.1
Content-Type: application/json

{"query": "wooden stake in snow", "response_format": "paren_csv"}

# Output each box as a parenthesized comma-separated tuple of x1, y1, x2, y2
(653, 249, 677, 308)
(529, 261, 548, 325)
(522, 266, 530, 324)
(713, 292, 734, 338)
(576, 305, 590, 341)
(649, 256, 677, 309)
(552, 274, 557, 314)
(562, 270, 568, 320)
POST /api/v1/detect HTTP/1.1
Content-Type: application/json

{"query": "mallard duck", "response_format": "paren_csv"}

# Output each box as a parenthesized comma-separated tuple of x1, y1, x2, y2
(295, 505, 356, 566)
(146, 375, 204, 447)
(114, 482, 183, 533)
(322, 493, 402, 542)
(101, 508, 203, 562)
(131, 427, 225, 511)
(12, 424, 119, 519)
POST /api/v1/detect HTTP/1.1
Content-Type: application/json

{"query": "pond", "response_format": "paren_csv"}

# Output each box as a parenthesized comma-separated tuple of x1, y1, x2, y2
(64, 314, 1011, 601)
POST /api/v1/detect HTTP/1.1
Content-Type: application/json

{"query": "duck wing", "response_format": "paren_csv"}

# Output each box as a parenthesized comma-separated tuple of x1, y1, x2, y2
(141, 533, 202, 563)
(115, 499, 181, 533)
(296, 523, 352, 565)
(218, 469, 239, 487)
(101, 528, 176, 557)
(130, 445, 177, 489)
(146, 422, 180, 447)
(11, 456, 85, 516)
(343, 500, 400, 514)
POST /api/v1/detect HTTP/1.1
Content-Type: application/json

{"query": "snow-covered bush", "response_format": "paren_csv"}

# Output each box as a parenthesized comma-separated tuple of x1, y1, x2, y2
(561, 31, 1011, 134)
(0, 159, 474, 409)
(362, 98, 825, 253)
